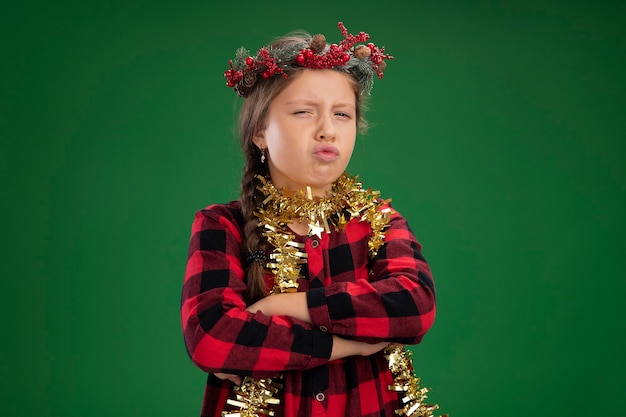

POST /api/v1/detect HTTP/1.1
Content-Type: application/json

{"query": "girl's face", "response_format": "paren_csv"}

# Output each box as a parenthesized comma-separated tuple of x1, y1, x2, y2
(253, 69, 357, 197)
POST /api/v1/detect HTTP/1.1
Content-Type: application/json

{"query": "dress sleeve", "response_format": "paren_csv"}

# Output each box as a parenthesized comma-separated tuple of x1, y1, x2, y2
(306, 206, 436, 344)
(181, 205, 333, 378)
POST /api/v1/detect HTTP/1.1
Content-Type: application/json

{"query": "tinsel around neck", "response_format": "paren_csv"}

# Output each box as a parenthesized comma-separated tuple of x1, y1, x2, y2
(253, 173, 392, 295)
(254, 173, 392, 245)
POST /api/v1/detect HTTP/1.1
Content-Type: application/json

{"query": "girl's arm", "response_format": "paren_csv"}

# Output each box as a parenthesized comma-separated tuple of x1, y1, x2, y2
(214, 335, 387, 385)
(182, 205, 331, 379)
(308, 206, 437, 344)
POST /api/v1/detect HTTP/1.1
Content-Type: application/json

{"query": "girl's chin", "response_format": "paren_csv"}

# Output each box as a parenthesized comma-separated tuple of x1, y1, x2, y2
(269, 168, 345, 194)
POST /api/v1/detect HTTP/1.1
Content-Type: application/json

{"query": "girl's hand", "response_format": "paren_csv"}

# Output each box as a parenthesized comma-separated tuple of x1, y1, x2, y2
(360, 341, 389, 356)
(213, 373, 242, 386)
(330, 336, 388, 361)
(245, 293, 311, 323)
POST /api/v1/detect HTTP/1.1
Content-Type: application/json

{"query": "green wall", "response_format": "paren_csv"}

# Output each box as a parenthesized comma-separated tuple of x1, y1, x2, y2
(2, 1, 624, 416)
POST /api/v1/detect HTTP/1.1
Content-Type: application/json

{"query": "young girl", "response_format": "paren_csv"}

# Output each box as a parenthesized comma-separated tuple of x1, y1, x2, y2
(182, 23, 438, 417)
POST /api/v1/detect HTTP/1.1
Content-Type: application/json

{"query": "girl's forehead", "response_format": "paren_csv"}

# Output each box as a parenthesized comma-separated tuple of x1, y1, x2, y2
(273, 70, 356, 101)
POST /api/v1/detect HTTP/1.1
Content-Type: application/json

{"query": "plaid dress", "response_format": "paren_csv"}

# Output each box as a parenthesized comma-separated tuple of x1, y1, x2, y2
(181, 201, 436, 417)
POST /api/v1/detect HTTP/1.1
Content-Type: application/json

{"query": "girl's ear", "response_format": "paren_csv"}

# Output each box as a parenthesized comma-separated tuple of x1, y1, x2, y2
(252, 131, 266, 149)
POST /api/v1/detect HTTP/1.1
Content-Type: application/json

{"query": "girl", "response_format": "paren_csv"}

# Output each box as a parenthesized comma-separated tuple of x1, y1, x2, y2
(182, 22, 438, 417)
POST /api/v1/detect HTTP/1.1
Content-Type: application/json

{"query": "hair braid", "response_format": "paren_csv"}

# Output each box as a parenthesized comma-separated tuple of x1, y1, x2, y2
(240, 135, 269, 305)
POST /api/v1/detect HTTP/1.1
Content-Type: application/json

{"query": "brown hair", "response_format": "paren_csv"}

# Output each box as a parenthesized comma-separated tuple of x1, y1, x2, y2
(238, 35, 367, 304)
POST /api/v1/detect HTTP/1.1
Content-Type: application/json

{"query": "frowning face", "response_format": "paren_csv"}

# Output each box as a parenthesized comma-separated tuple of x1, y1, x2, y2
(253, 69, 358, 197)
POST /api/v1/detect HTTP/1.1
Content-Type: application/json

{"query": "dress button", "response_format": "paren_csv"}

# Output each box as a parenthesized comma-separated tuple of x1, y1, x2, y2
(319, 325, 328, 332)
(315, 392, 326, 402)
(310, 239, 319, 248)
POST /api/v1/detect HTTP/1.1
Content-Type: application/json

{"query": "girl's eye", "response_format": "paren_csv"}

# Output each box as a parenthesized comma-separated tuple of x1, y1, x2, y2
(336, 112, 352, 118)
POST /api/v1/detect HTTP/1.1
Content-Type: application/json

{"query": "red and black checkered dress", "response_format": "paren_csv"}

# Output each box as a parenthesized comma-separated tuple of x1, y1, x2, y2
(181, 200, 436, 417)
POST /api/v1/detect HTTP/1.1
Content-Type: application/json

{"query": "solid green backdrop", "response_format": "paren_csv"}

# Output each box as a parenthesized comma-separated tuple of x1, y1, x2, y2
(1, 1, 624, 416)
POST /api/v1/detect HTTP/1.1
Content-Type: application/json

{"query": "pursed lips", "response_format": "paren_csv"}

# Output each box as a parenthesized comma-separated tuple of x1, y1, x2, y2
(313, 145, 339, 162)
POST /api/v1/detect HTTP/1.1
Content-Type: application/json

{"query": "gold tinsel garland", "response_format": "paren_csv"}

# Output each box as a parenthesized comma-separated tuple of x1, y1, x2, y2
(221, 174, 444, 417)
(223, 376, 282, 417)
(385, 345, 447, 417)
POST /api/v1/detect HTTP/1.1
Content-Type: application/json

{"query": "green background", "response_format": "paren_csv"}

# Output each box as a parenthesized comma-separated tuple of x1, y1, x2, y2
(2, 1, 624, 416)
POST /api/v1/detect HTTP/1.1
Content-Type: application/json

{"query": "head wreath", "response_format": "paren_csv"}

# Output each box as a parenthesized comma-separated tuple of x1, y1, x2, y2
(224, 22, 393, 97)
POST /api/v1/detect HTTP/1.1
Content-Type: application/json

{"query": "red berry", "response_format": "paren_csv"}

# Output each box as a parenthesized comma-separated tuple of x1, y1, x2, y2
(296, 53, 305, 64)
(246, 57, 254, 66)
(262, 71, 270, 79)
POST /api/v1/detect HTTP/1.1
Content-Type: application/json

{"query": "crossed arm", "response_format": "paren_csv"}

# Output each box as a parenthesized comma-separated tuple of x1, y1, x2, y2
(217, 293, 387, 385)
